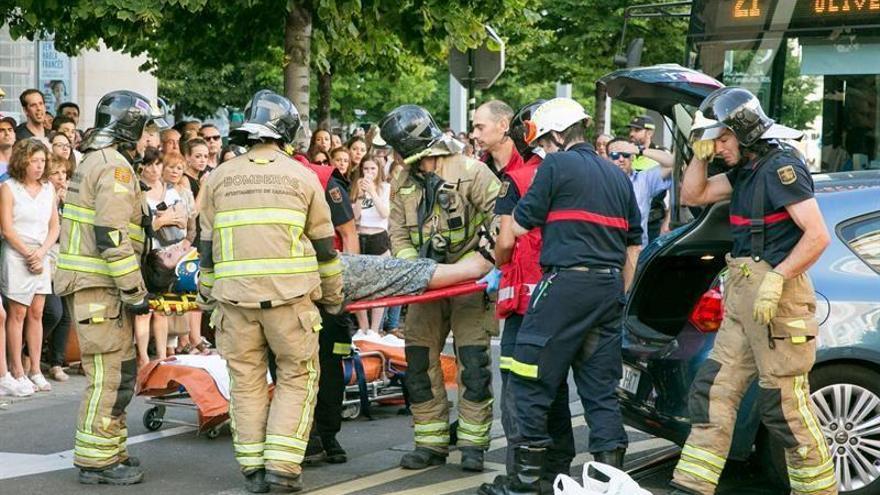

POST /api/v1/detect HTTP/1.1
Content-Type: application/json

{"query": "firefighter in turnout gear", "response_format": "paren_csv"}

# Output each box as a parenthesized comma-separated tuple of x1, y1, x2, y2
(380, 105, 501, 472)
(200, 90, 343, 493)
(670, 87, 836, 495)
(55, 90, 163, 485)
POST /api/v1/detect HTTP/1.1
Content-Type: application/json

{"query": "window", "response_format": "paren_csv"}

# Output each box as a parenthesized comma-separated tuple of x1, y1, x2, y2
(840, 214, 880, 274)
(0, 26, 36, 124)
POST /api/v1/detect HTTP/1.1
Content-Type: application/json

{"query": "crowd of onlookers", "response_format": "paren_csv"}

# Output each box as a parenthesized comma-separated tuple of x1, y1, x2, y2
(0, 88, 674, 399)
(0, 88, 409, 398)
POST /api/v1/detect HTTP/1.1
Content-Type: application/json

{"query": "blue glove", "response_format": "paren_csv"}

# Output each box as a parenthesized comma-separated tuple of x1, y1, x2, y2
(478, 268, 502, 294)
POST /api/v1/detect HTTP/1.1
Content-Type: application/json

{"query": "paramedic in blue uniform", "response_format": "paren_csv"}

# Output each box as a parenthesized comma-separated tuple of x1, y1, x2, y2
(480, 98, 642, 495)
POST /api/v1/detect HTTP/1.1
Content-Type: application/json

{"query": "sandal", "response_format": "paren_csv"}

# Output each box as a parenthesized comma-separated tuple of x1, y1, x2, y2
(194, 338, 213, 355)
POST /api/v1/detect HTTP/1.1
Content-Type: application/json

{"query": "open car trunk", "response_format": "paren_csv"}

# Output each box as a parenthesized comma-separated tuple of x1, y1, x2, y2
(625, 201, 733, 343)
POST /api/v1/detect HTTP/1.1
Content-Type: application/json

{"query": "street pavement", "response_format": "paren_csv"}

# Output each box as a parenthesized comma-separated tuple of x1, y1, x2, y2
(0, 339, 786, 494)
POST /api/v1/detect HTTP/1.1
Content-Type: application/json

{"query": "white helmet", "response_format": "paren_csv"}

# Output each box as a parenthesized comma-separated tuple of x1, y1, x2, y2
(525, 97, 590, 144)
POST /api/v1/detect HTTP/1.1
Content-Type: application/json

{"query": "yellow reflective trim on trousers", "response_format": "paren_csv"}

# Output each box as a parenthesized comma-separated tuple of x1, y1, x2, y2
(457, 432, 490, 445)
(789, 475, 837, 494)
(58, 253, 139, 278)
(395, 247, 418, 260)
(219, 228, 234, 262)
(234, 442, 265, 454)
(499, 356, 512, 370)
(75, 445, 120, 459)
(789, 458, 834, 480)
(214, 208, 306, 229)
(414, 422, 449, 433)
(215, 257, 319, 279)
(76, 430, 120, 447)
(263, 449, 304, 463)
(681, 444, 726, 471)
(84, 354, 104, 434)
(318, 257, 343, 278)
(415, 435, 450, 445)
(794, 375, 828, 462)
(509, 358, 538, 379)
(676, 459, 720, 485)
(265, 434, 308, 452)
(295, 358, 319, 439)
(236, 456, 265, 467)
(458, 419, 492, 435)
(333, 342, 351, 355)
(62, 205, 145, 244)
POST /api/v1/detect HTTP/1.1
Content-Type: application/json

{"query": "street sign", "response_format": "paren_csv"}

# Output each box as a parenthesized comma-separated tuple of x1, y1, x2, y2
(449, 25, 505, 90)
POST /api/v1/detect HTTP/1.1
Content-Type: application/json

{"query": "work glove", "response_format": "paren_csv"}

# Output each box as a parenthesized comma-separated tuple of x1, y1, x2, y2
(125, 296, 151, 316)
(478, 268, 502, 294)
(692, 139, 715, 162)
(753, 271, 785, 325)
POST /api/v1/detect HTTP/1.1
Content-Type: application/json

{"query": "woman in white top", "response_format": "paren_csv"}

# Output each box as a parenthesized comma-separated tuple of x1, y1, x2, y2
(162, 152, 205, 355)
(134, 148, 188, 367)
(351, 157, 391, 335)
(0, 139, 59, 394)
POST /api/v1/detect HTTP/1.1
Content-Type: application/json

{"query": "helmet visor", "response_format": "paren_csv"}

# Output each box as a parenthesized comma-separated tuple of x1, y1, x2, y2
(689, 110, 727, 144)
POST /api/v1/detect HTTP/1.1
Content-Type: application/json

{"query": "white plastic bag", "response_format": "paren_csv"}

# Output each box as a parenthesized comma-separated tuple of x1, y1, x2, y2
(553, 461, 653, 495)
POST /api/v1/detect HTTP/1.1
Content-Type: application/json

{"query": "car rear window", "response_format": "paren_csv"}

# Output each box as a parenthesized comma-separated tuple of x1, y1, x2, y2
(839, 214, 880, 274)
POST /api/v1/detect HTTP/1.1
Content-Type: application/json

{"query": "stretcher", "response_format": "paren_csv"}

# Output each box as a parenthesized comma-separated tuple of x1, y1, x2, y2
(340, 336, 459, 420)
(345, 281, 487, 311)
(136, 357, 233, 439)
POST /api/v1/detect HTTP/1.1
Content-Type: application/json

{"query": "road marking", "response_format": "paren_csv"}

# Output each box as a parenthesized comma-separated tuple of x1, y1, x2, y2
(0, 425, 195, 480)
(384, 471, 501, 495)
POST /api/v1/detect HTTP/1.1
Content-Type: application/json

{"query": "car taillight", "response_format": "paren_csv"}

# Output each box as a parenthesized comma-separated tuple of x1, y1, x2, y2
(689, 288, 724, 333)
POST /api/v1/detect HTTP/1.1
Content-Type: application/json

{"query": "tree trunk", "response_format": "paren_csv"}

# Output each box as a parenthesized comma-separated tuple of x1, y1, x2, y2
(317, 69, 332, 130)
(284, 2, 311, 146)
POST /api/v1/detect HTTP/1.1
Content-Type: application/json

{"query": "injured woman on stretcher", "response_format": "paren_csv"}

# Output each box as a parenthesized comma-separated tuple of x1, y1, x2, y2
(141, 241, 494, 309)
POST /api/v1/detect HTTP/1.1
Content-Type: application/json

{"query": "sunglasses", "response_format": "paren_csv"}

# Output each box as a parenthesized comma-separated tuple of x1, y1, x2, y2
(203, 135, 221, 141)
(608, 151, 633, 160)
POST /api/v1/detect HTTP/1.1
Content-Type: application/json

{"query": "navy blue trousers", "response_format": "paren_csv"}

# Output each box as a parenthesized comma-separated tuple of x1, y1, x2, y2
(500, 313, 575, 476)
(509, 270, 628, 453)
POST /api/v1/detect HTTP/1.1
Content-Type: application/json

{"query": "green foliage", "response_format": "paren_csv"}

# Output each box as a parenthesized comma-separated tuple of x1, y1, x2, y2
(781, 44, 821, 131)
(0, 0, 691, 132)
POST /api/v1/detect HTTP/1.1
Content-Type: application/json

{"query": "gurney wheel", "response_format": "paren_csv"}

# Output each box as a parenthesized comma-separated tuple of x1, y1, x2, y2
(206, 427, 222, 439)
(143, 406, 165, 431)
(342, 403, 361, 420)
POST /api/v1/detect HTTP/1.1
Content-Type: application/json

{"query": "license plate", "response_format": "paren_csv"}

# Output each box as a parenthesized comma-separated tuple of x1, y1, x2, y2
(619, 364, 641, 395)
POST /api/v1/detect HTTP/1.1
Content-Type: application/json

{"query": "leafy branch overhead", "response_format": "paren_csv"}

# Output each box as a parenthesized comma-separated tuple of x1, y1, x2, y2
(0, 0, 688, 128)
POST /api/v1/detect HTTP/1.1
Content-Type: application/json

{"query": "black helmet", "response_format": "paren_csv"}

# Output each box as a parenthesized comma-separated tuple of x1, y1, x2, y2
(231, 90, 301, 145)
(379, 105, 442, 161)
(510, 99, 546, 156)
(690, 87, 774, 146)
(82, 90, 159, 151)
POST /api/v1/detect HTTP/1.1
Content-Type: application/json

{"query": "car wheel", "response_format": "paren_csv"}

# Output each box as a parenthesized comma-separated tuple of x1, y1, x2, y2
(758, 364, 880, 495)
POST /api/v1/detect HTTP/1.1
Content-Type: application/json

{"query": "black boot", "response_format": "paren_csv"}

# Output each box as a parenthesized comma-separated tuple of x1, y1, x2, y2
(121, 456, 140, 467)
(399, 447, 447, 470)
(477, 446, 545, 495)
(303, 435, 326, 465)
(265, 471, 302, 492)
(592, 447, 626, 469)
(243, 468, 269, 493)
(78, 463, 145, 485)
(460, 447, 485, 472)
(321, 434, 348, 464)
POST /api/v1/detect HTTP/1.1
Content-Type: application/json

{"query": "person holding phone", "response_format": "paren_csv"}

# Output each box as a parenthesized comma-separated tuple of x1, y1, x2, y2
(351, 157, 391, 336)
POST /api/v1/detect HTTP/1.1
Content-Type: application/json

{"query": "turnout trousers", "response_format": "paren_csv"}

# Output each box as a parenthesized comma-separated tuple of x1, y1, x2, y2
(405, 291, 494, 453)
(500, 313, 575, 476)
(672, 256, 836, 495)
(69, 287, 137, 470)
(215, 297, 321, 477)
(508, 270, 628, 454)
(313, 307, 354, 438)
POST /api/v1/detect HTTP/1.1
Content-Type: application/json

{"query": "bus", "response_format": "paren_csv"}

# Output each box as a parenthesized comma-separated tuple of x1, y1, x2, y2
(687, 0, 880, 173)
